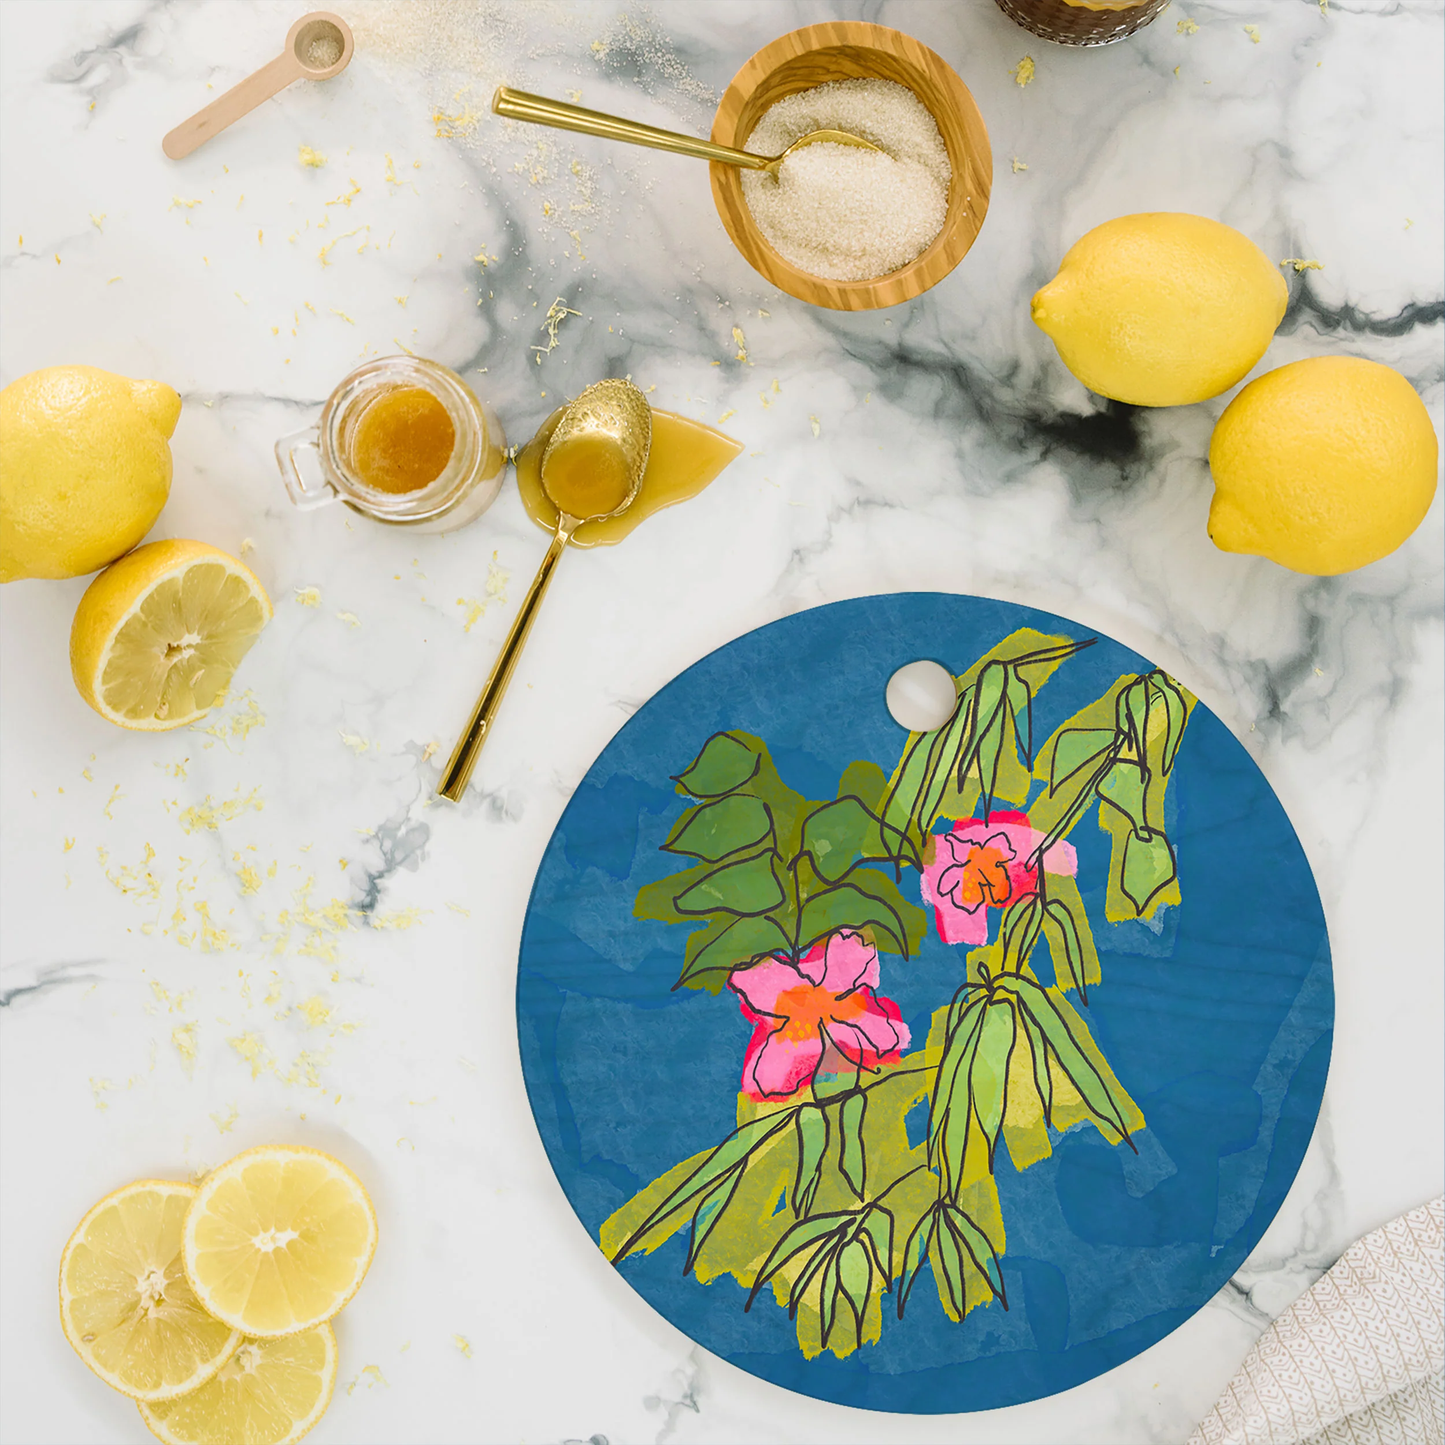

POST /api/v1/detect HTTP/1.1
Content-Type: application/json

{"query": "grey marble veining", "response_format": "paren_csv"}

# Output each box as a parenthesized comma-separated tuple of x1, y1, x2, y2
(1, 2, 1440, 1442)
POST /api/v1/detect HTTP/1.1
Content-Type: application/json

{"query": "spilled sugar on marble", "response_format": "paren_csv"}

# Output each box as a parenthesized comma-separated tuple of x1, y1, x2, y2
(740, 78, 951, 282)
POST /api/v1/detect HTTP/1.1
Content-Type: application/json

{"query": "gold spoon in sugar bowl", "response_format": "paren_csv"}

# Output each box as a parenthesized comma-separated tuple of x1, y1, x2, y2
(492, 86, 883, 174)
(437, 379, 652, 803)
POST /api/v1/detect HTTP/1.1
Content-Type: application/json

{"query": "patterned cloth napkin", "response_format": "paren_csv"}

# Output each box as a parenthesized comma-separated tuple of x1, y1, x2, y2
(1189, 1197, 1443, 1445)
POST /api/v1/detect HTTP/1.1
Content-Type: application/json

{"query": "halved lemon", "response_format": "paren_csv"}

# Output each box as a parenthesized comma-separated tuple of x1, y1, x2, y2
(183, 1146, 377, 1337)
(59, 1179, 241, 1401)
(138, 1323, 337, 1445)
(70, 538, 272, 731)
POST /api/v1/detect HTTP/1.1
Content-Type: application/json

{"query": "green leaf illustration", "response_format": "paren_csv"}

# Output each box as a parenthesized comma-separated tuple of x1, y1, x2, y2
(1002, 666, 1029, 762)
(915, 686, 973, 834)
(796, 870, 924, 958)
(896, 1207, 936, 1318)
(836, 759, 890, 812)
(861, 1205, 894, 1282)
(684, 1170, 742, 1276)
(1017, 1008, 1054, 1123)
(612, 1111, 795, 1264)
(1121, 829, 1177, 915)
(746, 1212, 848, 1312)
(800, 796, 903, 883)
(1155, 673, 1191, 773)
(930, 998, 989, 1195)
(940, 1201, 1006, 1307)
(1049, 728, 1116, 795)
(818, 1246, 843, 1348)
(1123, 676, 1152, 763)
(996, 975, 1135, 1148)
(838, 1091, 867, 1199)
(793, 1105, 828, 1217)
(838, 1239, 872, 1325)
(789, 1232, 838, 1323)
(929, 1205, 969, 1319)
(959, 663, 1008, 804)
(1041, 898, 1087, 1000)
(881, 727, 934, 845)
(1001, 894, 1045, 971)
(663, 794, 773, 862)
(969, 1001, 1017, 1170)
(674, 731, 760, 797)
(1097, 759, 1147, 831)
(674, 851, 786, 918)
(976, 714, 1007, 820)
(673, 912, 793, 992)
(945, 981, 982, 1038)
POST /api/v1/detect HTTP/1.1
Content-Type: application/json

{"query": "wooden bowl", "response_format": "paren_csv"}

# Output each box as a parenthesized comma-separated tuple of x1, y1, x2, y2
(710, 22, 992, 311)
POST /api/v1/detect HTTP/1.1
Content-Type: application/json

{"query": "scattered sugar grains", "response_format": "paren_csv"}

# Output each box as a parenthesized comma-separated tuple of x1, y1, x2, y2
(739, 79, 950, 282)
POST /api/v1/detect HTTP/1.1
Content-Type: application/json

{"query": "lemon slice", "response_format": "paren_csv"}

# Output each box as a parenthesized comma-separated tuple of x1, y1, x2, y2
(138, 1324, 337, 1445)
(183, 1146, 377, 1337)
(59, 1179, 241, 1401)
(70, 538, 272, 731)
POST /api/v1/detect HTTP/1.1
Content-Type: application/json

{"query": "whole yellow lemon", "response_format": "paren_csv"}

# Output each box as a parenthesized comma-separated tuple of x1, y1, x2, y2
(0, 365, 180, 582)
(1208, 356, 1438, 575)
(1031, 213, 1288, 407)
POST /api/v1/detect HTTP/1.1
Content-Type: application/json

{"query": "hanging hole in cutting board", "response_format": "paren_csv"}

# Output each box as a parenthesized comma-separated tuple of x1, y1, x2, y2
(886, 659, 957, 732)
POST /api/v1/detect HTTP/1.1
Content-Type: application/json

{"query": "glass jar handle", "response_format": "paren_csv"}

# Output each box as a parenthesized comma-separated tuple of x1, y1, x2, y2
(274, 427, 337, 511)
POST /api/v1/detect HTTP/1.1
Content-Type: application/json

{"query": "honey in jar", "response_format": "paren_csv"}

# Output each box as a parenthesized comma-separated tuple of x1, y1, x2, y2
(349, 386, 457, 494)
(275, 356, 506, 531)
(994, 0, 1167, 44)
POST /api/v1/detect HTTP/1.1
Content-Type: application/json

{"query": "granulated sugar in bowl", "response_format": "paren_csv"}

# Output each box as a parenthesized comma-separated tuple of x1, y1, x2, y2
(740, 78, 952, 281)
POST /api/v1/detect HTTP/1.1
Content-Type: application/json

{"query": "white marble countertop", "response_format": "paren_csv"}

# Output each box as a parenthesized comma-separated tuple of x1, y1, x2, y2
(1, 2, 1441, 1442)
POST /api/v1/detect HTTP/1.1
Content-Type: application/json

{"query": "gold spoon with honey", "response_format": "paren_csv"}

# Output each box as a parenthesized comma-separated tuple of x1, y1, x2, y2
(437, 379, 652, 802)
(492, 87, 883, 175)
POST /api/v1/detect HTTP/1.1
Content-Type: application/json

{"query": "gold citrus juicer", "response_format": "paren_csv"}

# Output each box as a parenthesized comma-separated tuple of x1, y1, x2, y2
(437, 379, 653, 802)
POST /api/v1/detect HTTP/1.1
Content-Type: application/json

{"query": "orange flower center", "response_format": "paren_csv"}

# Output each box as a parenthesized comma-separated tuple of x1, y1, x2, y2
(946, 836, 1015, 909)
(774, 982, 867, 1041)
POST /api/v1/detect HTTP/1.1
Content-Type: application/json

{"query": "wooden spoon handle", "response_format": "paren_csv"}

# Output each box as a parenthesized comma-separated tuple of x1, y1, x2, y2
(163, 52, 303, 160)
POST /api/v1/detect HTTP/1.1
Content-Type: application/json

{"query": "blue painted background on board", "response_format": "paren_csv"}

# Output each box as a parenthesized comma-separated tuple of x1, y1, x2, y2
(517, 594, 1332, 1413)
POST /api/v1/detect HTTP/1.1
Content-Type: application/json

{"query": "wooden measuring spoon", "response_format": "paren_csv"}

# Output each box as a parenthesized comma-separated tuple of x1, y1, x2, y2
(162, 11, 353, 160)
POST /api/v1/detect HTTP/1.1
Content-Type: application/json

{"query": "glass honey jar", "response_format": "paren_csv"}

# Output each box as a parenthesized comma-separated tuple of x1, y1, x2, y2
(275, 356, 506, 531)
(994, 0, 1168, 45)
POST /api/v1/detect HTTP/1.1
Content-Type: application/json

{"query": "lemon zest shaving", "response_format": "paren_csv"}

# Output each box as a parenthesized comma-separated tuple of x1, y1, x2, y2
(172, 1022, 198, 1070)
(178, 787, 264, 834)
(228, 1032, 267, 1078)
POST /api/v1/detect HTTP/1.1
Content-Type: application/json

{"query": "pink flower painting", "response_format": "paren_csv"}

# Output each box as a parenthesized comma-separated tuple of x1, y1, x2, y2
(921, 812, 1078, 946)
(728, 931, 910, 1100)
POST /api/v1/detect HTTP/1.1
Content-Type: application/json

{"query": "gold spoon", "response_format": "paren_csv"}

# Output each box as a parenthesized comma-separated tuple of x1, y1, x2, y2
(492, 86, 883, 175)
(437, 379, 653, 802)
